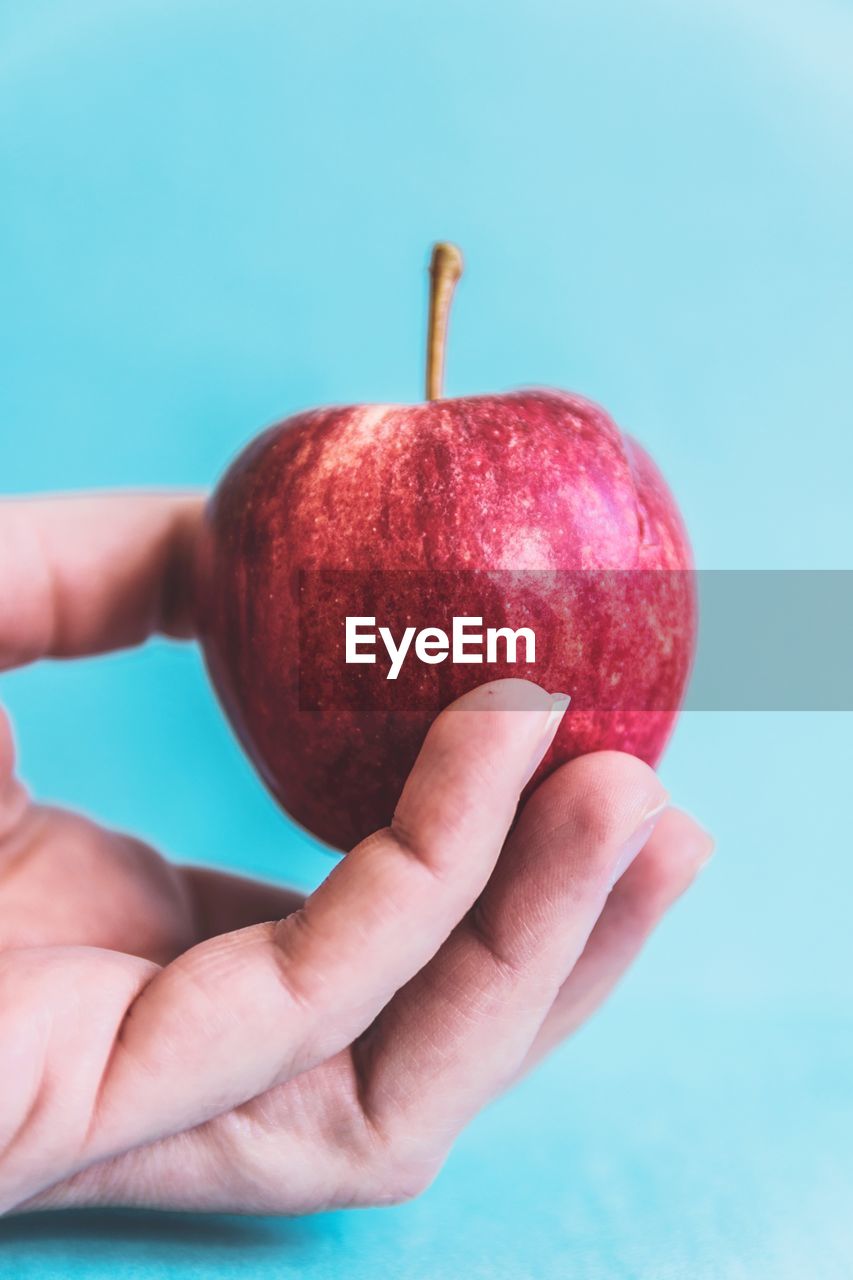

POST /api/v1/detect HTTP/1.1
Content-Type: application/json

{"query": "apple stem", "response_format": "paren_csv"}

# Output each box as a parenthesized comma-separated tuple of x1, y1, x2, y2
(426, 242, 464, 400)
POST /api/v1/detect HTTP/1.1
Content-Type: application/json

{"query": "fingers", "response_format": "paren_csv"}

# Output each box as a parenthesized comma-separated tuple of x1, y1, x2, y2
(8, 808, 712, 1218)
(0, 492, 203, 670)
(353, 752, 669, 1162)
(3, 760, 711, 1218)
(85, 682, 561, 1148)
(518, 806, 714, 1075)
(0, 944, 160, 1215)
(1, 681, 565, 1207)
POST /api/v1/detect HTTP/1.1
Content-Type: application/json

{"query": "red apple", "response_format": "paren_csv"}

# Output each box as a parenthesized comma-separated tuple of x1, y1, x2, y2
(196, 247, 695, 851)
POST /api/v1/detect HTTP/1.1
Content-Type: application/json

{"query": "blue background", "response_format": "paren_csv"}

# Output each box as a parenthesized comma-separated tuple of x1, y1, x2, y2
(1, 0, 852, 1275)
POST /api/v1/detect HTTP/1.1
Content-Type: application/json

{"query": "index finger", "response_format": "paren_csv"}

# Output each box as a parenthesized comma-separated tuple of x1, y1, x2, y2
(0, 492, 204, 670)
(0, 680, 567, 1212)
(86, 681, 566, 1151)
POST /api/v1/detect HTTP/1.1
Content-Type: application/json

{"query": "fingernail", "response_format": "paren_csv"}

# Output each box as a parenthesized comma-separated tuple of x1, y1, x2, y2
(609, 798, 669, 886)
(675, 809, 716, 872)
(521, 692, 571, 787)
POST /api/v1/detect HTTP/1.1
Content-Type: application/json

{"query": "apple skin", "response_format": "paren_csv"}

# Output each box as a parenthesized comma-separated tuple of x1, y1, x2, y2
(196, 389, 696, 851)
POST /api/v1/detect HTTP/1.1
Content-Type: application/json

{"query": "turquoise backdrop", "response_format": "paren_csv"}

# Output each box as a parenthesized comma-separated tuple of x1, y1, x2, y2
(1, 1, 852, 1276)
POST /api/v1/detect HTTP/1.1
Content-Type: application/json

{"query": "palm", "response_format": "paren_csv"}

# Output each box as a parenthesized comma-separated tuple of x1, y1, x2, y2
(0, 798, 197, 962)
(0, 791, 367, 1214)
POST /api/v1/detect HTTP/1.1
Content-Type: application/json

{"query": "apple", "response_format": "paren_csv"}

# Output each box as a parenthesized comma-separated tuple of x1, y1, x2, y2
(196, 245, 696, 851)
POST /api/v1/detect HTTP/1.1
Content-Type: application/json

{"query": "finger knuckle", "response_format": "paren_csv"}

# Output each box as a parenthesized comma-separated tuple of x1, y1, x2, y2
(369, 1151, 444, 1206)
(565, 751, 661, 854)
(350, 1119, 447, 1207)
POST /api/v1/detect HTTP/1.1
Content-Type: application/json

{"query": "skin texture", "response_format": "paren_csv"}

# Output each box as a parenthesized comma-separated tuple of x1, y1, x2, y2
(0, 494, 712, 1215)
(198, 389, 696, 849)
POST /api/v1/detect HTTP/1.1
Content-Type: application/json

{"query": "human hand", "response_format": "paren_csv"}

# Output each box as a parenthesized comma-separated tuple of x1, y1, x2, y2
(0, 494, 713, 1215)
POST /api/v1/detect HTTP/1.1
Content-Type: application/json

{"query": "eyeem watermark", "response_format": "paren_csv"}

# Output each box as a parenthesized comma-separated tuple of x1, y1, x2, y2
(345, 615, 537, 680)
(296, 569, 853, 710)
